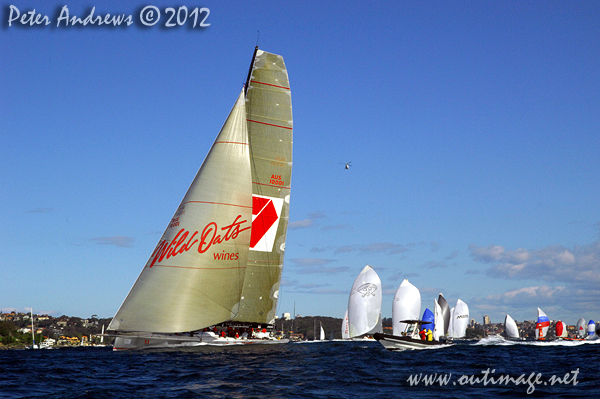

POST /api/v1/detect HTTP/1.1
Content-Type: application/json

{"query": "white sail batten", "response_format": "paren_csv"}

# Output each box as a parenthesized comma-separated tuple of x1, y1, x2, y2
(108, 90, 252, 333)
(234, 50, 293, 325)
(348, 265, 382, 338)
(392, 279, 421, 336)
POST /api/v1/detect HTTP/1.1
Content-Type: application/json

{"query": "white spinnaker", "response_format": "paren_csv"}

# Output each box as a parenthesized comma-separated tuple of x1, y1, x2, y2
(437, 294, 450, 336)
(433, 299, 444, 341)
(451, 299, 469, 338)
(392, 279, 421, 336)
(348, 265, 382, 338)
(504, 314, 519, 338)
(108, 90, 252, 333)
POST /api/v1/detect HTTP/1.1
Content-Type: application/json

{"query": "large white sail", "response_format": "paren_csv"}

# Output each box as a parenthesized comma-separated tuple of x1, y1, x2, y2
(348, 265, 382, 337)
(437, 294, 450, 336)
(233, 49, 293, 325)
(433, 299, 444, 341)
(450, 299, 469, 338)
(504, 314, 519, 338)
(108, 90, 252, 333)
(392, 279, 421, 336)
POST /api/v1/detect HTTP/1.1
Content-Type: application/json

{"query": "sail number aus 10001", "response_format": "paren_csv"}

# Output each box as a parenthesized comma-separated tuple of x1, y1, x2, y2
(269, 174, 285, 186)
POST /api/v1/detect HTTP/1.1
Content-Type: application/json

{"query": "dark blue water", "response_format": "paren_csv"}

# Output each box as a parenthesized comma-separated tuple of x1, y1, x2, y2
(1, 338, 598, 398)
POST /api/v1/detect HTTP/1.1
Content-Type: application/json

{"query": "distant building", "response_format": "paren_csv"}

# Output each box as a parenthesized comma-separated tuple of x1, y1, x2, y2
(483, 315, 491, 325)
(282, 312, 291, 320)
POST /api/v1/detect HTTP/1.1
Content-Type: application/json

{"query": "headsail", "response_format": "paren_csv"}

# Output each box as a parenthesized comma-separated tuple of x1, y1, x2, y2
(392, 279, 421, 336)
(348, 265, 382, 337)
(108, 90, 252, 333)
(233, 49, 293, 325)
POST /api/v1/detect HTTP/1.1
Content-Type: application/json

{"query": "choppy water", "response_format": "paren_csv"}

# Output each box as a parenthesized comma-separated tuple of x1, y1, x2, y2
(1, 338, 599, 398)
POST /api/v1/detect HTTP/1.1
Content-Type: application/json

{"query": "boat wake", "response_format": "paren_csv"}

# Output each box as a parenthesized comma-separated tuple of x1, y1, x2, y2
(474, 335, 600, 347)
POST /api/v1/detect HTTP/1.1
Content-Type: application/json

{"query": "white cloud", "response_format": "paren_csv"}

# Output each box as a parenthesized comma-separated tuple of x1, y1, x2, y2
(468, 240, 600, 320)
(469, 241, 600, 285)
(289, 219, 314, 229)
(91, 236, 134, 248)
(289, 258, 349, 274)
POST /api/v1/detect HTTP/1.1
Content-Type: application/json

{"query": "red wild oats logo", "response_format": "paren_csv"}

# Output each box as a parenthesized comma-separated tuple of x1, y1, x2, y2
(149, 215, 250, 267)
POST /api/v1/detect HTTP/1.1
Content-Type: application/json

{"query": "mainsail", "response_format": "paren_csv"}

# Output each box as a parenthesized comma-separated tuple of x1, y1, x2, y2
(108, 48, 292, 335)
(233, 49, 293, 325)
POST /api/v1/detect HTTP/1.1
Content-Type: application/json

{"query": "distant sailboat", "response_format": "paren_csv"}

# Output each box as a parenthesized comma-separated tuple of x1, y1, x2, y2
(503, 314, 521, 340)
(341, 309, 350, 339)
(347, 265, 382, 339)
(28, 308, 38, 350)
(107, 47, 293, 350)
(555, 321, 568, 338)
(535, 308, 550, 340)
(319, 322, 326, 341)
(587, 320, 596, 337)
(576, 318, 586, 338)
(449, 299, 469, 339)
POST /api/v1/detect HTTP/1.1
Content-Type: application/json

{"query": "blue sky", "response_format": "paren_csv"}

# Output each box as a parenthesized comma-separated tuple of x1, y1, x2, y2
(2, 0, 599, 326)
